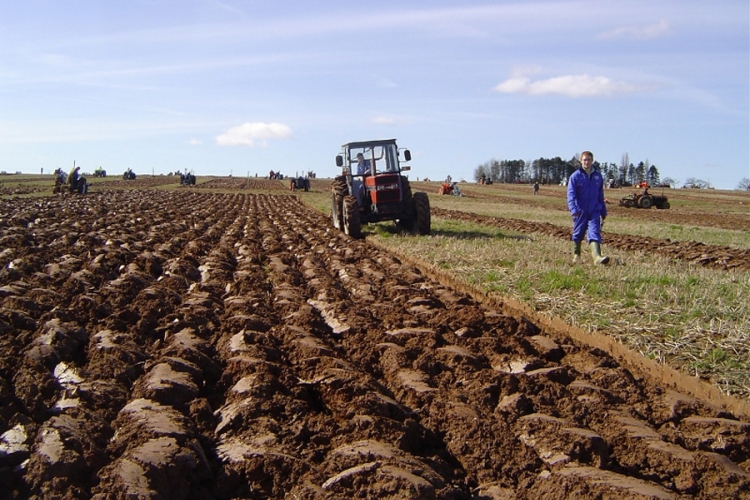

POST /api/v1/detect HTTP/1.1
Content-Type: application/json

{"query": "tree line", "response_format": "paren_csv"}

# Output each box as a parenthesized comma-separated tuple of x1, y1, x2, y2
(473, 154, 665, 187)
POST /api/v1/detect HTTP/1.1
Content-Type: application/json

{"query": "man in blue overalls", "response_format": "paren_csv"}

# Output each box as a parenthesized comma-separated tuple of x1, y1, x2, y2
(567, 150, 610, 265)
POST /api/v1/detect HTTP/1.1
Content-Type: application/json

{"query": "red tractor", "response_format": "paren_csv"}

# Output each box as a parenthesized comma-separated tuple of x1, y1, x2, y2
(331, 139, 430, 238)
(619, 187, 670, 209)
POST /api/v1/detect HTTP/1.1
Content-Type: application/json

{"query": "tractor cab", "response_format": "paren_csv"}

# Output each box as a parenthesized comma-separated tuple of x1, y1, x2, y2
(331, 139, 429, 238)
(335, 140, 411, 208)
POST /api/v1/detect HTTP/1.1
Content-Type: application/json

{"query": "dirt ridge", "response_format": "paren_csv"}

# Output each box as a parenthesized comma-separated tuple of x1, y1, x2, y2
(0, 191, 748, 499)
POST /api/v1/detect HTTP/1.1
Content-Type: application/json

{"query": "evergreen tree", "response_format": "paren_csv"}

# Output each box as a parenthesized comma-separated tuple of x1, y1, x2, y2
(647, 165, 660, 186)
(635, 161, 646, 183)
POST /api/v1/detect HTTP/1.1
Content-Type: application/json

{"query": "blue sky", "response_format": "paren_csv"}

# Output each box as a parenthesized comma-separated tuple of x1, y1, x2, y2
(1, 1, 748, 189)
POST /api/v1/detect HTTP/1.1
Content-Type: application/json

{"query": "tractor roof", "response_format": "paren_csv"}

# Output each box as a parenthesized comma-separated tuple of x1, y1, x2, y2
(342, 139, 398, 149)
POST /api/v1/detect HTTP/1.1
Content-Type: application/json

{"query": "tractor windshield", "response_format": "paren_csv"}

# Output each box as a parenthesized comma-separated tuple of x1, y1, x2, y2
(348, 143, 400, 176)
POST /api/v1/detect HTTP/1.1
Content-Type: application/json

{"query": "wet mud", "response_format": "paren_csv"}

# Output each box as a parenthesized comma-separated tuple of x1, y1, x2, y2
(1, 190, 749, 499)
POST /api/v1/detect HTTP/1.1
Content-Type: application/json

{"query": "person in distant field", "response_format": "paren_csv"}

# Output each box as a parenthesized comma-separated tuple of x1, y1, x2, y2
(356, 153, 371, 175)
(68, 166, 81, 191)
(567, 151, 609, 265)
(533, 181, 539, 195)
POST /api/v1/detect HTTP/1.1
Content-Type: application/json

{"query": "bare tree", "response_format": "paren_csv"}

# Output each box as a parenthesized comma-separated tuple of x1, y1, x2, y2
(619, 153, 629, 185)
(684, 178, 710, 189)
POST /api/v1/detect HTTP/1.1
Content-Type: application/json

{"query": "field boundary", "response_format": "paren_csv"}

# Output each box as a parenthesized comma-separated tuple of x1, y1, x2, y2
(370, 237, 750, 419)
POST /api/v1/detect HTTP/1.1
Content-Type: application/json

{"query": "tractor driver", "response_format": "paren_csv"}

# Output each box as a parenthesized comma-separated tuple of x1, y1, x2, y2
(356, 153, 371, 175)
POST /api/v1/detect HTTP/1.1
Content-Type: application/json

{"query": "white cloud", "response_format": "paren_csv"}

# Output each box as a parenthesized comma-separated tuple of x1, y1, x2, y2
(377, 78, 398, 88)
(372, 116, 396, 124)
(216, 122, 293, 147)
(494, 73, 646, 98)
(189, 138, 202, 146)
(597, 19, 672, 40)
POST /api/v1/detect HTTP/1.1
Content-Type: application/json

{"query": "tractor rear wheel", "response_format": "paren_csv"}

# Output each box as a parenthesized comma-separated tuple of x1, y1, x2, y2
(413, 192, 431, 235)
(395, 176, 415, 230)
(400, 176, 412, 201)
(639, 195, 653, 209)
(332, 176, 348, 197)
(331, 177, 348, 230)
(342, 195, 361, 238)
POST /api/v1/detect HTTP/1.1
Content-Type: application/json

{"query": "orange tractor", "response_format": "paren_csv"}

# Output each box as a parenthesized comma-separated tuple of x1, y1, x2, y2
(331, 139, 430, 238)
(438, 181, 462, 196)
(619, 185, 670, 209)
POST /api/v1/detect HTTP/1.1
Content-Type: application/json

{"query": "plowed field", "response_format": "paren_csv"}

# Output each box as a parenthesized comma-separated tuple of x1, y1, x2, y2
(1, 188, 749, 499)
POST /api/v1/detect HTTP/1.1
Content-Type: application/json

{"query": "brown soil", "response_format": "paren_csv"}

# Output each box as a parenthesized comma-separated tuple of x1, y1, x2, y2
(1, 189, 749, 499)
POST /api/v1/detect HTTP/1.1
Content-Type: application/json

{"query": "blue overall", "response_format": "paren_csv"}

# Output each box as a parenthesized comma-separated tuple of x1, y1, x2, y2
(567, 167, 607, 243)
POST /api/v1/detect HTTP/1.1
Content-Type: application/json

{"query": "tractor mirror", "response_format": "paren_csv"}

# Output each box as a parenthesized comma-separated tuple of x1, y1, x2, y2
(401, 166, 411, 172)
(404, 150, 411, 161)
(336, 155, 343, 167)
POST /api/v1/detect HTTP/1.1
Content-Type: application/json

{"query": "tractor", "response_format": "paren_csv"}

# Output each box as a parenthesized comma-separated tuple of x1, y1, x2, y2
(290, 176, 310, 191)
(331, 139, 430, 238)
(180, 171, 196, 186)
(438, 181, 462, 196)
(52, 168, 88, 194)
(619, 188, 670, 209)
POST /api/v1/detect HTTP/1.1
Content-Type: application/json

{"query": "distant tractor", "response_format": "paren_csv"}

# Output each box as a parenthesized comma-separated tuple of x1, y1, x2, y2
(180, 171, 196, 185)
(123, 168, 136, 180)
(93, 167, 107, 177)
(52, 168, 88, 194)
(290, 176, 310, 191)
(619, 188, 670, 209)
(331, 139, 430, 238)
(438, 181, 462, 196)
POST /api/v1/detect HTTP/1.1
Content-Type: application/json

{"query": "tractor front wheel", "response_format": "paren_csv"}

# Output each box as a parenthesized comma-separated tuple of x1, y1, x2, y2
(331, 191, 343, 230)
(331, 177, 348, 230)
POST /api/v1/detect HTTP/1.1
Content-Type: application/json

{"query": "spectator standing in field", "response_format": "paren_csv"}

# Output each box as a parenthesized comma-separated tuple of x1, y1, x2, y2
(533, 181, 539, 195)
(567, 151, 609, 265)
